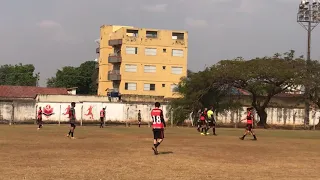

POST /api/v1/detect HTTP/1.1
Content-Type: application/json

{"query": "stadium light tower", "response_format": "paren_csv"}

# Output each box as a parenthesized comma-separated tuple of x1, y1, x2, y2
(297, 0, 320, 128)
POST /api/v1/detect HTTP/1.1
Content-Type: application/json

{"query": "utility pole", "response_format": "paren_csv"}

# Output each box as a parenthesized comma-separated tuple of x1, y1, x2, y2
(297, 0, 320, 129)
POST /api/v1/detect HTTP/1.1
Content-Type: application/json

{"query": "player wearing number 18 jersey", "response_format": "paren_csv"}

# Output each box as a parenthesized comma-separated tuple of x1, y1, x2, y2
(151, 102, 166, 155)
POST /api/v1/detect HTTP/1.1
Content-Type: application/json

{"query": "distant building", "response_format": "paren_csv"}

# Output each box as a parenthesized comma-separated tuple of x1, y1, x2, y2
(96, 25, 188, 99)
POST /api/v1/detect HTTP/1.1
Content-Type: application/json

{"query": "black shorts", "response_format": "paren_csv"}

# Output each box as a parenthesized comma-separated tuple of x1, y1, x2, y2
(246, 124, 252, 131)
(37, 119, 42, 124)
(100, 117, 104, 121)
(208, 121, 215, 127)
(70, 123, 76, 128)
(153, 129, 164, 139)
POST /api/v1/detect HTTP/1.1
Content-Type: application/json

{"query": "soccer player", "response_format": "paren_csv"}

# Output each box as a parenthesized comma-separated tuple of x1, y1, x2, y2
(196, 109, 202, 132)
(151, 102, 166, 155)
(239, 107, 257, 140)
(37, 107, 43, 130)
(67, 102, 76, 139)
(100, 108, 105, 128)
(138, 110, 142, 128)
(205, 106, 217, 136)
(200, 108, 208, 135)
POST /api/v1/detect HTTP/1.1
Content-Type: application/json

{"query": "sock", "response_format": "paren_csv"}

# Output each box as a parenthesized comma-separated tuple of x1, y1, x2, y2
(242, 135, 246, 138)
(253, 135, 257, 139)
(213, 128, 216, 135)
(154, 143, 157, 148)
(71, 132, 74, 137)
(201, 128, 204, 132)
(155, 142, 161, 148)
(204, 128, 208, 134)
(68, 130, 71, 135)
(38, 125, 41, 128)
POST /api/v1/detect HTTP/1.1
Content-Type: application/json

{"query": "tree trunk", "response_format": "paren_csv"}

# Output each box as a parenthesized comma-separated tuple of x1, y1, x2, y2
(257, 109, 269, 129)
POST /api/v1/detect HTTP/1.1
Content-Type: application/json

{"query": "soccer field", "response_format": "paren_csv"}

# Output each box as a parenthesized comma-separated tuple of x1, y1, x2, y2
(0, 125, 320, 180)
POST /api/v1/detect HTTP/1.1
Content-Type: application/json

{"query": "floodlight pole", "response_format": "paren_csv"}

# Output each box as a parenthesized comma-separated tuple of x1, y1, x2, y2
(297, 0, 320, 129)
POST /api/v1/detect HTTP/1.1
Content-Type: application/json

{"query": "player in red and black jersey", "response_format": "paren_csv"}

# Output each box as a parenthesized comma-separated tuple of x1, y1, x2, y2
(67, 102, 76, 139)
(37, 107, 43, 130)
(200, 108, 208, 135)
(151, 102, 166, 155)
(239, 107, 257, 140)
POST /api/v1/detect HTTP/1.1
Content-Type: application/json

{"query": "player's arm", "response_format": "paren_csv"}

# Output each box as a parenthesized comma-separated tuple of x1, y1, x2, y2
(160, 111, 166, 127)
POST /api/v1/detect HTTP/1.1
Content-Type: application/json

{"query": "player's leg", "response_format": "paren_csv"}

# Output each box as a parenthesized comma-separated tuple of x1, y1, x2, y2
(240, 125, 249, 140)
(250, 126, 257, 140)
(152, 129, 159, 155)
(212, 123, 217, 136)
(138, 120, 141, 127)
(67, 124, 72, 137)
(71, 124, 76, 138)
(204, 122, 210, 135)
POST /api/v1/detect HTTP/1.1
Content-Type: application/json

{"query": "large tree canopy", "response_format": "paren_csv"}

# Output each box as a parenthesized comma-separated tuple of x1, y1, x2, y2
(47, 61, 98, 94)
(171, 52, 305, 127)
(0, 63, 39, 86)
(214, 56, 304, 127)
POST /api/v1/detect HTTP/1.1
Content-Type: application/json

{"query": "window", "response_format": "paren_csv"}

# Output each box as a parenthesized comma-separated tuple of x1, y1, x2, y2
(144, 65, 156, 73)
(172, 49, 183, 57)
(125, 82, 137, 90)
(126, 29, 138, 37)
(172, 32, 184, 40)
(126, 47, 138, 54)
(145, 48, 157, 56)
(146, 31, 158, 38)
(163, 48, 167, 53)
(171, 67, 183, 74)
(162, 84, 165, 87)
(144, 83, 156, 91)
(125, 64, 137, 72)
(162, 66, 166, 70)
(171, 84, 178, 92)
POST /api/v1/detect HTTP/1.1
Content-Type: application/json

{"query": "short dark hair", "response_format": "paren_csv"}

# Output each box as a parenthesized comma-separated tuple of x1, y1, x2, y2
(247, 107, 253, 111)
(155, 102, 160, 108)
(71, 102, 76, 106)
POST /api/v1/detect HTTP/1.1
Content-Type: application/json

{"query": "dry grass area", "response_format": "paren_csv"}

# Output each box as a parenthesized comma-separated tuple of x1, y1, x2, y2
(0, 125, 320, 180)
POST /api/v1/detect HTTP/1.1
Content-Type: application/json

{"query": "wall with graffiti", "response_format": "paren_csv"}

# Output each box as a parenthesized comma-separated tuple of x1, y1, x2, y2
(35, 102, 166, 122)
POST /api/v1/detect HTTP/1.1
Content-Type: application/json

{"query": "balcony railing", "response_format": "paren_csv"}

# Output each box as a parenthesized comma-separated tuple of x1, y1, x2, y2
(96, 47, 100, 54)
(108, 70, 121, 81)
(108, 53, 122, 63)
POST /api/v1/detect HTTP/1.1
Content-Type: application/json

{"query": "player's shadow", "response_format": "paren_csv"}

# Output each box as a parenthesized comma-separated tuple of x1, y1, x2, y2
(159, 151, 173, 155)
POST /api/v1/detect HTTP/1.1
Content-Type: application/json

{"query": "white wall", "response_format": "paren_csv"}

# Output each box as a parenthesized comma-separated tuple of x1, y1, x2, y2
(0, 97, 319, 126)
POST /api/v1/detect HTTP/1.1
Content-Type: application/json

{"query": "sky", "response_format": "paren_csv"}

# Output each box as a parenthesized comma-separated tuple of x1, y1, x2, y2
(0, 0, 320, 86)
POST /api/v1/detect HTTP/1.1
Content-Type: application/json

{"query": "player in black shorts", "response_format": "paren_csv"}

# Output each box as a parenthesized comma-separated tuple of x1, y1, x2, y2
(151, 102, 166, 155)
(67, 102, 76, 139)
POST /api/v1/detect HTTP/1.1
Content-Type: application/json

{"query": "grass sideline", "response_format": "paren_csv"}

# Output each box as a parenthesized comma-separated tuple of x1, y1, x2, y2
(0, 125, 320, 180)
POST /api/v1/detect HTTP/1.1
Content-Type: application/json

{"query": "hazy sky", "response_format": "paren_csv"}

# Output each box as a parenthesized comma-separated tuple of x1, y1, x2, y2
(0, 0, 319, 86)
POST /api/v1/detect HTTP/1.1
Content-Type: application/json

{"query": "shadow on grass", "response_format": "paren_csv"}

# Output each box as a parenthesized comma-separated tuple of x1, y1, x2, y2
(158, 151, 173, 155)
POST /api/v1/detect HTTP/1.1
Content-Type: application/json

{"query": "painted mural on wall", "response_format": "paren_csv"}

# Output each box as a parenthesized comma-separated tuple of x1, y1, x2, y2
(43, 105, 54, 118)
(84, 105, 94, 120)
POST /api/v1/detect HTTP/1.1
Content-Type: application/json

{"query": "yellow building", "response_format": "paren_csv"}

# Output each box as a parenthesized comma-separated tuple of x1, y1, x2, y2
(97, 25, 188, 99)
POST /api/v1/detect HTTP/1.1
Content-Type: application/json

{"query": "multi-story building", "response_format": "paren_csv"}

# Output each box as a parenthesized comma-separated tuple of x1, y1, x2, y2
(96, 25, 188, 99)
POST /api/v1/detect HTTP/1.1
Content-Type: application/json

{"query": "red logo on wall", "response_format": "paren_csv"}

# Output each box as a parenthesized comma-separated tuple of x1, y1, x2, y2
(84, 105, 94, 119)
(62, 105, 70, 116)
(43, 105, 54, 117)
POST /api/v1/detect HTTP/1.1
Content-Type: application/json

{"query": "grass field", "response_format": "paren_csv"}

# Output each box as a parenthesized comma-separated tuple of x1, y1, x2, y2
(0, 125, 320, 180)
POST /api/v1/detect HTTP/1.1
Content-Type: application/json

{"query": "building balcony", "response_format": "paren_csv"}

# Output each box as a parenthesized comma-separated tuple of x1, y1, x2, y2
(108, 39, 122, 46)
(96, 47, 100, 54)
(108, 70, 121, 81)
(108, 53, 122, 63)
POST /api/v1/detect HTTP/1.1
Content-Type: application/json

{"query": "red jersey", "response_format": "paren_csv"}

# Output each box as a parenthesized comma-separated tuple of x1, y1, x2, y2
(37, 109, 42, 119)
(247, 112, 253, 124)
(151, 108, 166, 129)
(100, 110, 105, 117)
(200, 111, 206, 121)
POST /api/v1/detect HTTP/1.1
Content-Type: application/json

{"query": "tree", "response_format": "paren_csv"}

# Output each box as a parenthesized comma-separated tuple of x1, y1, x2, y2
(47, 61, 98, 94)
(169, 68, 241, 125)
(306, 60, 320, 127)
(214, 54, 304, 128)
(0, 63, 39, 86)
